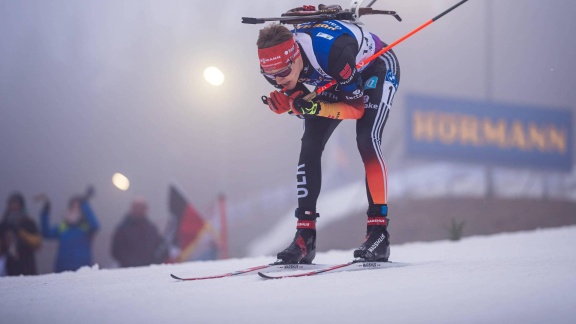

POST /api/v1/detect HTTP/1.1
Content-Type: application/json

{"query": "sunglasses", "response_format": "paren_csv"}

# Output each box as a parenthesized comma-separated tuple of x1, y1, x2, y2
(261, 60, 293, 79)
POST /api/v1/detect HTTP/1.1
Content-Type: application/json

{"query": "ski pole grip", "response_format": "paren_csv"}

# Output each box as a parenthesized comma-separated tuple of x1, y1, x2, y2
(303, 92, 317, 101)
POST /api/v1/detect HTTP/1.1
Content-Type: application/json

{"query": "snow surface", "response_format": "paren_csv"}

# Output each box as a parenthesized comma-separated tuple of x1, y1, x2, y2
(2, 226, 575, 324)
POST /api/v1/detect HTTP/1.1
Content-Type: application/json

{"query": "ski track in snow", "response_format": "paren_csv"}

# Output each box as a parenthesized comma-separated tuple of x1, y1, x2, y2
(1, 226, 575, 324)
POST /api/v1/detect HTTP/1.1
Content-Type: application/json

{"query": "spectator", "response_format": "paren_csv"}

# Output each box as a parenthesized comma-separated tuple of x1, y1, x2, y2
(1, 192, 42, 276)
(0, 223, 18, 276)
(36, 186, 100, 273)
(112, 197, 165, 267)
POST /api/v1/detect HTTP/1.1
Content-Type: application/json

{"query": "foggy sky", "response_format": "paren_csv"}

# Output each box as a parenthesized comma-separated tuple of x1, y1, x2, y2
(1, 0, 575, 272)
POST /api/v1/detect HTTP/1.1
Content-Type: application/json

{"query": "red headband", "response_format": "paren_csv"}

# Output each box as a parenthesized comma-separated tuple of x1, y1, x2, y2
(258, 37, 301, 72)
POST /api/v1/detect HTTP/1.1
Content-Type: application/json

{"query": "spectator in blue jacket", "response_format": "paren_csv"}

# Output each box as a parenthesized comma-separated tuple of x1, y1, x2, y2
(36, 186, 99, 273)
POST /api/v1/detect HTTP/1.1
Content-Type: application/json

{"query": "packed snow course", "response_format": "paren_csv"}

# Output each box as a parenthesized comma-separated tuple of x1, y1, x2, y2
(2, 226, 575, 323)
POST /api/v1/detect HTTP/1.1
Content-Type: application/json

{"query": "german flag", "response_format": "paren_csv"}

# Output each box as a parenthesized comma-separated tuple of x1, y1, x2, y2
(168, 185, 218, 262)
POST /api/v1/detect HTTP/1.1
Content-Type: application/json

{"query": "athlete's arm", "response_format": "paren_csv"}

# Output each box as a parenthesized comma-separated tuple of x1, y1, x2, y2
(317, 34, 365, 120)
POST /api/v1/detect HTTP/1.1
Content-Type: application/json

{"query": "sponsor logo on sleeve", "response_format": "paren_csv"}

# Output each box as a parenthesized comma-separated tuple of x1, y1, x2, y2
(385, 70, 398, 87)
(364, 76, 378, 90)
(339, 63, 352, 79)
(345, 89, 363, 100)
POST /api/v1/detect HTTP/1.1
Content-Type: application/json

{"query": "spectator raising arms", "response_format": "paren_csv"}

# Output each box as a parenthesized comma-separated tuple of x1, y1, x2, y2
(36, 186, 100, 273)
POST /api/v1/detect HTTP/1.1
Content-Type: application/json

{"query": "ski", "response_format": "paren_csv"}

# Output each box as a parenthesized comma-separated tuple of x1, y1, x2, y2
(170, 263, 329, 281)
(258, 261, 407, 279)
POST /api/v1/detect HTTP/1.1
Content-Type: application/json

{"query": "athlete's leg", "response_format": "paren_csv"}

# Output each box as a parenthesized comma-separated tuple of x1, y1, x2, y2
(356, 78, 396, 208)
(353, 67, 398, 261)
(297, 116, 342, 211)
(277, 113, 341, 264)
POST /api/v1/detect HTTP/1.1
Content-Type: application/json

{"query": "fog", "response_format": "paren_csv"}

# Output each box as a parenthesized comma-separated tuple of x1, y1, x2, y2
(1, 0, 575, 273)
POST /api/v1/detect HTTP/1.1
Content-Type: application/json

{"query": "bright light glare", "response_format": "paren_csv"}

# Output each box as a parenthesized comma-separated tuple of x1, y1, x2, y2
(203, 66, 225, 86)
(112, 173, 130, 191)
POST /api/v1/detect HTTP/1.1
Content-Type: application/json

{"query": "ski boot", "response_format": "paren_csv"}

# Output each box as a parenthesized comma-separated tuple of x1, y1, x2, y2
(276, 209, 318, 264)
(354, 205, 390, 262)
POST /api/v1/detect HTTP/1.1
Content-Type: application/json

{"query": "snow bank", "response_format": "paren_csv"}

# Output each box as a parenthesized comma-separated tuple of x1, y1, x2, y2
(1, 226, 575, 323)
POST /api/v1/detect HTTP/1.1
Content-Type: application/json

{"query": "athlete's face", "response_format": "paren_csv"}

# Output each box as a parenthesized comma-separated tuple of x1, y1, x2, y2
(267, 57, 303, 91)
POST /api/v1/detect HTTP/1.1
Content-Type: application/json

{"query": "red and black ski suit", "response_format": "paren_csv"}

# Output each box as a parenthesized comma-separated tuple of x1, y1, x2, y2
(265, 20, 400, 216)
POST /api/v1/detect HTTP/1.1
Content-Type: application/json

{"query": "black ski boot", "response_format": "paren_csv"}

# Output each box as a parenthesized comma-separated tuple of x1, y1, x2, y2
(354, 205, 390, 262)
(276, 209, 318, 264)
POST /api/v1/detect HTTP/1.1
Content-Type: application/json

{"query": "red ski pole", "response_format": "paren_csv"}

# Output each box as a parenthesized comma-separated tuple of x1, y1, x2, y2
(304, 0, 470, 100)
